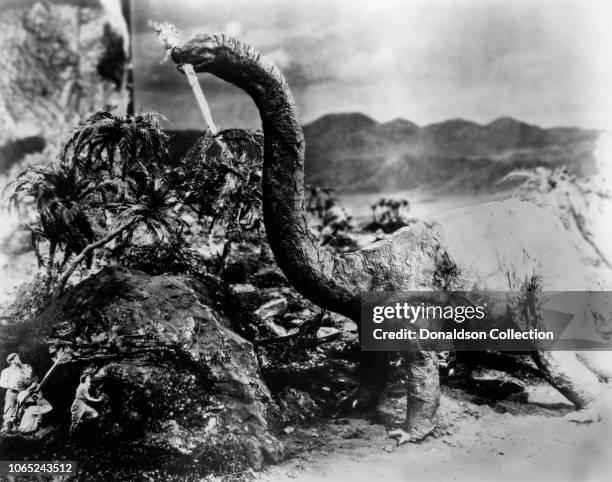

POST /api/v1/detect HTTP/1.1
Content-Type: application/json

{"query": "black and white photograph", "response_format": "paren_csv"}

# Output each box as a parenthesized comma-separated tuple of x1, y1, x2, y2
(1, 0, 612, 480)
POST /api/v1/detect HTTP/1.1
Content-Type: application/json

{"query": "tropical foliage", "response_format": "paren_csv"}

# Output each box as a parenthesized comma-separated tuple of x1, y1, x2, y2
(62, 111, 170, 177)
(7, 162, 99, 279)
(365, 197, 412, 233)
(172, 129, 264, 234)
(5, 110, 364, 294)
(6, 111, 183, 292)
(306, 186, 356, 248)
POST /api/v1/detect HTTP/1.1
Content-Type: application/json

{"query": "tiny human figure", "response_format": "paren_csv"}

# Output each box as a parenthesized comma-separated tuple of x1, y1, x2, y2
(15, 364, 52, 434)
(70, 374, 103, 434)
(0, 353, 27, 434)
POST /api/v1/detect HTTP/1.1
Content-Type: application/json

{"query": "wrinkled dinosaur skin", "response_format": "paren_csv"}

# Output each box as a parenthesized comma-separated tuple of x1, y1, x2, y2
(172, 35, 603, 442)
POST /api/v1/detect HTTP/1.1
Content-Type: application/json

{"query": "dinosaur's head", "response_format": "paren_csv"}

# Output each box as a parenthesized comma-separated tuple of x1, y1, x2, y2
(171, 34, 225, 73)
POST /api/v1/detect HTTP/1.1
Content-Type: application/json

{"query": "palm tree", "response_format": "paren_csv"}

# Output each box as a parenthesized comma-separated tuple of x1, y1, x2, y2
(56, 178, 183, 291)
(6, 108, 183, 293)
(62, 110, 172, 262)
(62, 111, 170, 179)
(6, 162, 105, 288)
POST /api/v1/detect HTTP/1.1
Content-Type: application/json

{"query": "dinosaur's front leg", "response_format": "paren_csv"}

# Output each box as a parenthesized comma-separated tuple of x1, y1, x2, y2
(389, 350, 440, 444)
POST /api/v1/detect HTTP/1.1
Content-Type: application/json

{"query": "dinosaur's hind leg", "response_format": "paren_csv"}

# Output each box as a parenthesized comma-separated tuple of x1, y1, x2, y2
(389, 351, 440, 444)
(532, 350, 602, 421)
(338, 352, 391, 413)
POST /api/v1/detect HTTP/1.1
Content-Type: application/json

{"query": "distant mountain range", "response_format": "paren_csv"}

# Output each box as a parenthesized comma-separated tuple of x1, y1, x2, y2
(302, 113, 600, 193)
(169, 113, 600, 194)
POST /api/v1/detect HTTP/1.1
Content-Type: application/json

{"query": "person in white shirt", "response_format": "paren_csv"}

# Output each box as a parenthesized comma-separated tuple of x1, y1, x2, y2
(0, 353, 26, 434)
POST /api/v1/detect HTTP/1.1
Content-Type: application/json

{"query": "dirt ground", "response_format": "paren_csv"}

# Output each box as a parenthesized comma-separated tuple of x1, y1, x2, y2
(260, 384, 612, 482)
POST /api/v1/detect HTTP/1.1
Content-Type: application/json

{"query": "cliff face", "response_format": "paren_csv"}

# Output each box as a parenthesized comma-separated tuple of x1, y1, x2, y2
(0, 0, 129, 170)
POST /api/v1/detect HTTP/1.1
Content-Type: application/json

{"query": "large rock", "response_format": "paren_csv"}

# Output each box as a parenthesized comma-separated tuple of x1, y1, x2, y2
(0, 267, 282, 470)
(0, 0, 129, 171)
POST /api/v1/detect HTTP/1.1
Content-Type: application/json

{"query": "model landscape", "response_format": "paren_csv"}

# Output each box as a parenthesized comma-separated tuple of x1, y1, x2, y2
(0, 2, 611, 481)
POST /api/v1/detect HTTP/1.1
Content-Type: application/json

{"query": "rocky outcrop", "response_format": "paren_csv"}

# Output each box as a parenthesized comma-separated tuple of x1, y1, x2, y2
(0, 267, 282, 469)
(0, 0, 129, 171)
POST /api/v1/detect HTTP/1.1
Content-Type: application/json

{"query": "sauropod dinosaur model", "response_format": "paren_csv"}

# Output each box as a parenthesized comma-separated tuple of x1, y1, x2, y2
(172, 34, 605, 443)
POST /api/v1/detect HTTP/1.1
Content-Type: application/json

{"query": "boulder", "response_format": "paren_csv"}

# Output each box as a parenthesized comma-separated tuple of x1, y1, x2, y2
(0, 267, 282, 470)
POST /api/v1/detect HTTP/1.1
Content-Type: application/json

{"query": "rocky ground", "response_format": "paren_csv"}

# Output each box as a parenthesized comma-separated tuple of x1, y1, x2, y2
(1, 184, 612, 481)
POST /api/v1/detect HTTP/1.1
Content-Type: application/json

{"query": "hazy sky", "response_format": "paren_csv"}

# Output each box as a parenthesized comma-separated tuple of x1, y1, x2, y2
(133, 0, 612, 130)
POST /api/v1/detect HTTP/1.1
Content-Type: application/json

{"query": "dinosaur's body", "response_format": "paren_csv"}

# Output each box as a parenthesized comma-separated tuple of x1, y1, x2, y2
(172, 34, 605, 442)
(340, 200, 584, 293)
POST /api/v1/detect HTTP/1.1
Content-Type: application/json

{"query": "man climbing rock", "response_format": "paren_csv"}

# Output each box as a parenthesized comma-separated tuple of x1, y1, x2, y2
(0, 353, 27, 434)
(70, 374, 103, 434)
(16, 364, 53, 435)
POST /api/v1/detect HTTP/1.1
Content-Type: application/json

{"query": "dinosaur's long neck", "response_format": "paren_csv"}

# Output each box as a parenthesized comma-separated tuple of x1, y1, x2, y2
(202, 37, 358, 317)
